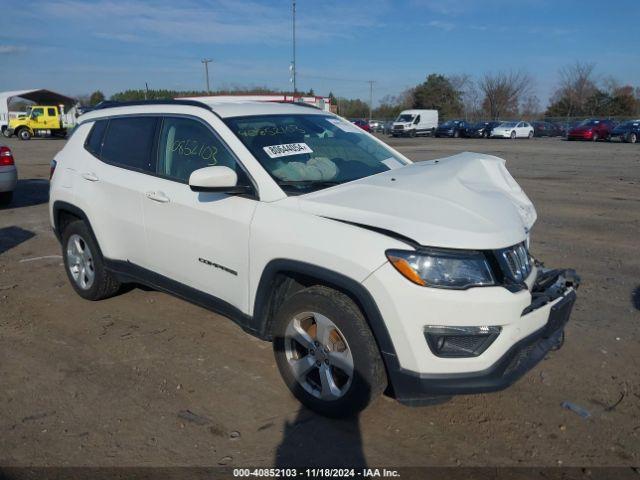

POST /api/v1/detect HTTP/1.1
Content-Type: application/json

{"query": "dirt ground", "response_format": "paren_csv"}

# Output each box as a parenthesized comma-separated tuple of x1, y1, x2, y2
(0, 134, 638, 468)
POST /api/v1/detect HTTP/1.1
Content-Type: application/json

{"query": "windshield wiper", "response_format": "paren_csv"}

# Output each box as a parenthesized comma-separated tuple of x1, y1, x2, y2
(276, 180, 341, 187)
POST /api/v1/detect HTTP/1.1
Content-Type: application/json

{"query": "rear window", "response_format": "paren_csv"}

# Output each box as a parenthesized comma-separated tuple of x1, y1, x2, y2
(85, 120, 108, 158)
(101, 117, 158, 172)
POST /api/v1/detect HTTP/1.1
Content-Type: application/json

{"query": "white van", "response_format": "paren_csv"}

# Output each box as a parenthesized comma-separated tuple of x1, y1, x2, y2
(391, 109, 438, 137)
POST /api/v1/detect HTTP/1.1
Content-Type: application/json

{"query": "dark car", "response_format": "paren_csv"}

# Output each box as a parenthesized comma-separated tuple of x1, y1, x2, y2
(464, 121, 502, 138)
(567, 119, 616, 141)
(350, 119, 371, 133)
(609, 119, 640, 143)
(532, 121, 563, 137)
(435, 120, 468, 138)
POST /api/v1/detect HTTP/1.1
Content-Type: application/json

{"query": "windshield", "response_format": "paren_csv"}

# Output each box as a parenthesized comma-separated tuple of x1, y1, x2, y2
(225, 114, 407, 193)
(579, 119, 600, 126)
(619, 121, 639, 128)
(395, 114, 415, 122)
(440, 121, 459, 127)
(499, 122, 517, 128)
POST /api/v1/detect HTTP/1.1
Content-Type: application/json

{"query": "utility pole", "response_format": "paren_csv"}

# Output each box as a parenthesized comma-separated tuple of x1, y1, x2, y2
(201, 58, 212, 93)
(291, 0, 297, 96)
(144, 82, 149, 100)
(368, 80, 375, 121)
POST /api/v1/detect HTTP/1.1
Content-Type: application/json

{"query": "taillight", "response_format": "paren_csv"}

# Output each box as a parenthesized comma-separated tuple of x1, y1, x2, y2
(50, 159, 58, 180)
(0, 146, 14, 166)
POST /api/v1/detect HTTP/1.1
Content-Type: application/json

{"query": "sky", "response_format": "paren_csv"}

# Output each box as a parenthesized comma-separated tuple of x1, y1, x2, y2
(0, 0, 639, 107)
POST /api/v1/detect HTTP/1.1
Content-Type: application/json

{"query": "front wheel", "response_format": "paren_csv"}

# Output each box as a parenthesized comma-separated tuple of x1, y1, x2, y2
(592, 133, 599, 142)
(510, 131, 516, 139)
(273, 286, 387, 418)
(528, 131, 533, 139)
(628, 132, 637, 144)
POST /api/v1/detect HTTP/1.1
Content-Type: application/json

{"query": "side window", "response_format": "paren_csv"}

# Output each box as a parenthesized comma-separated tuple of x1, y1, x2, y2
(47, 108, 56, 116)
(101, 116, 158, 172)
(31, 108, 44, 119)
(157, 117, 239, 183)
(85, 120, 109, 158)
(414, 115, 421, 124)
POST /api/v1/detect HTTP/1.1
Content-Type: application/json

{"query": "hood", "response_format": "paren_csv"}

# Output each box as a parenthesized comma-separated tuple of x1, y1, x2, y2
(296, 152, 536, 250)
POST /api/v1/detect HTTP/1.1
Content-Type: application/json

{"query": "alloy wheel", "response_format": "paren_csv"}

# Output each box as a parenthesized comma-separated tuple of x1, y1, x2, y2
(66, 234, 95, 290)
(284, 311, 354, 401)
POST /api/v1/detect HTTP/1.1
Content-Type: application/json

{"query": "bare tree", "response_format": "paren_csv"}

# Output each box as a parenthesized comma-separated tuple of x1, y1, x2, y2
(520, 95, 541, 120)
(448, 74, 482, 120)
(556, 61, 597, 116)
(479, 70, 533, 120)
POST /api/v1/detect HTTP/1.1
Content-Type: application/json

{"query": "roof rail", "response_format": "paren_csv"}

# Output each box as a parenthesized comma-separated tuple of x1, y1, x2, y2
(278, 101, 320, 110)
(92, 99, 213, 111)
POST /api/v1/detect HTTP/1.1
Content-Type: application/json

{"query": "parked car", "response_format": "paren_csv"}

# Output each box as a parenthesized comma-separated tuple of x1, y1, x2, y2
(532, 121, 563, 137)
(368, 119, 385, 132)
(567, 119, 616, 141)
(491, 121, 534, 139)
(391, 109, 438, 137)
(435, 119, 469, 138)
(49, 99, 579, 417)
(464, 121, 502, 138)
(0, 144, 17, 205)
(350, 119, 371, 132)
(609, 119, 640, 143)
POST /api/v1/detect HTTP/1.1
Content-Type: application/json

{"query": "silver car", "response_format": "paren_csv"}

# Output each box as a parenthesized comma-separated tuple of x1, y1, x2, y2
(0, 144, 17, 205)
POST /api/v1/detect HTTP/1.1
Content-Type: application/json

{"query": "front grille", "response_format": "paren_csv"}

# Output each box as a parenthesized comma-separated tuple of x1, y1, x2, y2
(393, 125, 404, 130)
(496, 242, 532, 283)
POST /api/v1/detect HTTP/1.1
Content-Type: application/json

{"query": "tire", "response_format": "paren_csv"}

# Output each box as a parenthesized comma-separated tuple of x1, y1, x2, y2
(592, 133, 599, 142)
(273, 285, 387, 418)
(1, 128, 11, 138)
(483, 131, 489, 138)
(629, 132, 637, 144)
(453, 130, 460, 138)
(61, 220, 121, 301)
(0, 191, 12, 206)
(409, 130, 416, 138)
(18, 128, 31, 141)
(528, 131, 533, 139)
(510, 131, 516, 139)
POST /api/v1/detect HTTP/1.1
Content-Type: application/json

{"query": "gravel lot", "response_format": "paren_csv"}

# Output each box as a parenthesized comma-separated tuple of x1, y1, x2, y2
(0, 135, 639, 468)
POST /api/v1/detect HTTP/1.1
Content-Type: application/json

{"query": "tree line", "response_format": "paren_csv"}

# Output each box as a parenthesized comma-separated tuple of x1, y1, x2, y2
(81, 62, 639, 121)
(340, 62, 640, 121)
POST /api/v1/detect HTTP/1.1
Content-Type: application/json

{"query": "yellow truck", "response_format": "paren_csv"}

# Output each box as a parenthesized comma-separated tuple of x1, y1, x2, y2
(5, 105, 68, 140)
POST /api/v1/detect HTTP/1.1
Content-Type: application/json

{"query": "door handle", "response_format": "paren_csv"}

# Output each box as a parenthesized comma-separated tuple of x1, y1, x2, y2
(81, 172, 99, 182)
(145, 191, 170, 203)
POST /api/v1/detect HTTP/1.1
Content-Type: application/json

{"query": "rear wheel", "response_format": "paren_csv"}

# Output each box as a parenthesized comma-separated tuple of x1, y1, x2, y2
(273, 286, 387, 417)
(629, 132, 637, 144)
(528, 131, 534, 139)
(0, 191, 12, 205)
(18, 128, 31, 141)
(592, 133, 599, 142)
(453, 130, 460, 138)
(1, 128, 11, 138)
(62, 220, 121, 300)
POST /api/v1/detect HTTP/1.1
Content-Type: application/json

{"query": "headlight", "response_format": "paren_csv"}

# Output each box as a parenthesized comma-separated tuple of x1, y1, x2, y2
(386, 248, 495, 289)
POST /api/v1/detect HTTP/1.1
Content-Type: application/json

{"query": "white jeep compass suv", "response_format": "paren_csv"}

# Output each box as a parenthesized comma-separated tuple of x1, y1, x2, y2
(49, 99, 579, 417)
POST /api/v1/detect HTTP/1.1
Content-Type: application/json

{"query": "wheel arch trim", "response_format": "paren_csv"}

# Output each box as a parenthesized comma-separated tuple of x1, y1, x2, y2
(252, 259, 402, 385)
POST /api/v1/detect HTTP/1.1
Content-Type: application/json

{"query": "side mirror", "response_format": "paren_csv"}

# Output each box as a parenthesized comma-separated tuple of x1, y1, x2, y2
(188, 166, 253, 195)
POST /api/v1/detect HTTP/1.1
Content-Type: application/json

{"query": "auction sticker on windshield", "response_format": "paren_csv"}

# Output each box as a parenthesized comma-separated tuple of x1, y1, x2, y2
(326, 118, 364, 134)
(263, 143, 313, 159)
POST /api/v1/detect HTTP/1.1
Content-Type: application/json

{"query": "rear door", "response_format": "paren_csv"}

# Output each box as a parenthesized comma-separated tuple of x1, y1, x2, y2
(76, 116, 158, 266)
(141, 115, 257, 312)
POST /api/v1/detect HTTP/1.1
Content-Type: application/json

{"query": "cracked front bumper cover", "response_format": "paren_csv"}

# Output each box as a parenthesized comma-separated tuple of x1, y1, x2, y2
(386, 268, 579, 406)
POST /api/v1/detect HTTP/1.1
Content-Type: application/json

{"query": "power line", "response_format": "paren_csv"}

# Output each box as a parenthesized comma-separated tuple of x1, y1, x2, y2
(201, 58, 212, 93)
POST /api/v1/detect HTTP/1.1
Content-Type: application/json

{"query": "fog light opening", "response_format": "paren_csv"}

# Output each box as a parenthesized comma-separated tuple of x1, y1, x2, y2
(424, 325, 501, 358)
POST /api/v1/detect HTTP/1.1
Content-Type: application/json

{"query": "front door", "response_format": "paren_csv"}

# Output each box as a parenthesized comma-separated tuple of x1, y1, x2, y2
(141, 116, 257, 312)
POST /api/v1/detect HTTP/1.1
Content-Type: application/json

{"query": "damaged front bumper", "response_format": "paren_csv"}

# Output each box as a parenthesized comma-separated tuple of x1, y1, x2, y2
(388, 268, 580, 406)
